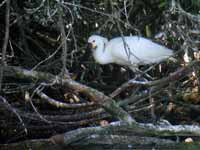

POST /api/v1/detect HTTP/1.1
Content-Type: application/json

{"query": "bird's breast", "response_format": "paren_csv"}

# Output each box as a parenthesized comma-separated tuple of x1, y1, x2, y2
(93, 49, 113, 65)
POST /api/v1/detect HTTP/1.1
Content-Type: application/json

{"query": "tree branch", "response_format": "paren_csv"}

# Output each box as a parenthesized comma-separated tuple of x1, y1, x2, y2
(1, 66, 134, 123)
(0, 0, 10, 91)
(50, 121, 200, 145)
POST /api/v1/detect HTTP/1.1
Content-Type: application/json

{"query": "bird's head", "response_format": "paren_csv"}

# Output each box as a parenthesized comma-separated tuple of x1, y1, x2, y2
(87, 35, 112, 64)
(88, 35, 108, 51)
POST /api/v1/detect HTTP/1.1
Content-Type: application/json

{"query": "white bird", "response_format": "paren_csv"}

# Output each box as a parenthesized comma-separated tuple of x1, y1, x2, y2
(88, 35, 174, 72)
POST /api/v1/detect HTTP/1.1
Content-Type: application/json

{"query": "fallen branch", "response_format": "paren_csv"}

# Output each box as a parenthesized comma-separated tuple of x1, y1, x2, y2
(36, 91, 95, 109)
(50, 121, 200, 145)
(111, 60, 199, 98)
(1, 66, 134, 122)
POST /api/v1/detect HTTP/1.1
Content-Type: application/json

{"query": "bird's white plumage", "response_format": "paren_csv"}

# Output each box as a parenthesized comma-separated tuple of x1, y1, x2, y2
(88, 35, 174, 71)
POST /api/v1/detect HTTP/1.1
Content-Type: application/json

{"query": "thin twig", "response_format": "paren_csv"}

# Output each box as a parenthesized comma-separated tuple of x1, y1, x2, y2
(0, 96, 27, 134)
(29, 85, 51, 123)
(0, 0, 7, 8)
(31, 38, 64, 71)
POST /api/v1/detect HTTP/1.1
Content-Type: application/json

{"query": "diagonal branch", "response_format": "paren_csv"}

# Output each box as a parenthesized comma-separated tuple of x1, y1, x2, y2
(110, 60, 199, 98)
(1, 65, 134, 123)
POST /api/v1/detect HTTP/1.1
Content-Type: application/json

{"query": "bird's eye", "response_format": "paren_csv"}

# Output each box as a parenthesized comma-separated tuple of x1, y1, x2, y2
(92, 40, 95, 43)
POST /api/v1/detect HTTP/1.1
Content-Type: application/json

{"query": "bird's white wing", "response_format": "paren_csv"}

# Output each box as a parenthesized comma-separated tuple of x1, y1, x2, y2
(128, 37, 173, 63)
(106, 36, 173, 65)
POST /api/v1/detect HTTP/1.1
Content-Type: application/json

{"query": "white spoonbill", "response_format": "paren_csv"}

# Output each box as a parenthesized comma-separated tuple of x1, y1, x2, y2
(88, 35, 174, 72)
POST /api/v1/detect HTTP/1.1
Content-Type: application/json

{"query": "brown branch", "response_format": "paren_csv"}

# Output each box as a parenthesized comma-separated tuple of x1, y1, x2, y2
(111, 61, 199, 98)
(1, 66, 134, 123)
(36, 91, 96, 109)
(1, 61, 199, 123)
(76, 134, 175, 145)
(52, 121, 200, 145)
(0, 135, 178, 149)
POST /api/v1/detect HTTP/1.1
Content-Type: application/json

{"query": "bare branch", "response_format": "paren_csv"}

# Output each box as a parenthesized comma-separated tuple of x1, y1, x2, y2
(51, 121, 200, 145)
(36, 90, 95, 109)
(111, 61, 198, 98)
(1, 66, 134, 122)
(0, 96, 27, 134)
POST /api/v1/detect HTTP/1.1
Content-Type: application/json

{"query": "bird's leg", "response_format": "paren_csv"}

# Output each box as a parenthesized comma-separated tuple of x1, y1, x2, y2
(149, 91, 156, 123)
(129, 67, 142, 80)
(130, 67, 153, 80)
(144, 65, 156, 74)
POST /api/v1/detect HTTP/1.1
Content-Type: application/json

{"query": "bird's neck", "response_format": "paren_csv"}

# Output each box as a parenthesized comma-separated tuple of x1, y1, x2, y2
(93, 42, 113, 64)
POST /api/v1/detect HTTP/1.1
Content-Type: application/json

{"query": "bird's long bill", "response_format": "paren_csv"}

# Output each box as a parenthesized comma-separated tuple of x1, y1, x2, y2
(88, 42, 97, 49)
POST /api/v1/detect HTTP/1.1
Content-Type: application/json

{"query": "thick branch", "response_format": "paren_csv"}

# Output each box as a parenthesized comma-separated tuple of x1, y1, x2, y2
(51, 121, 200, 145)
(1, 66, 134, 122)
